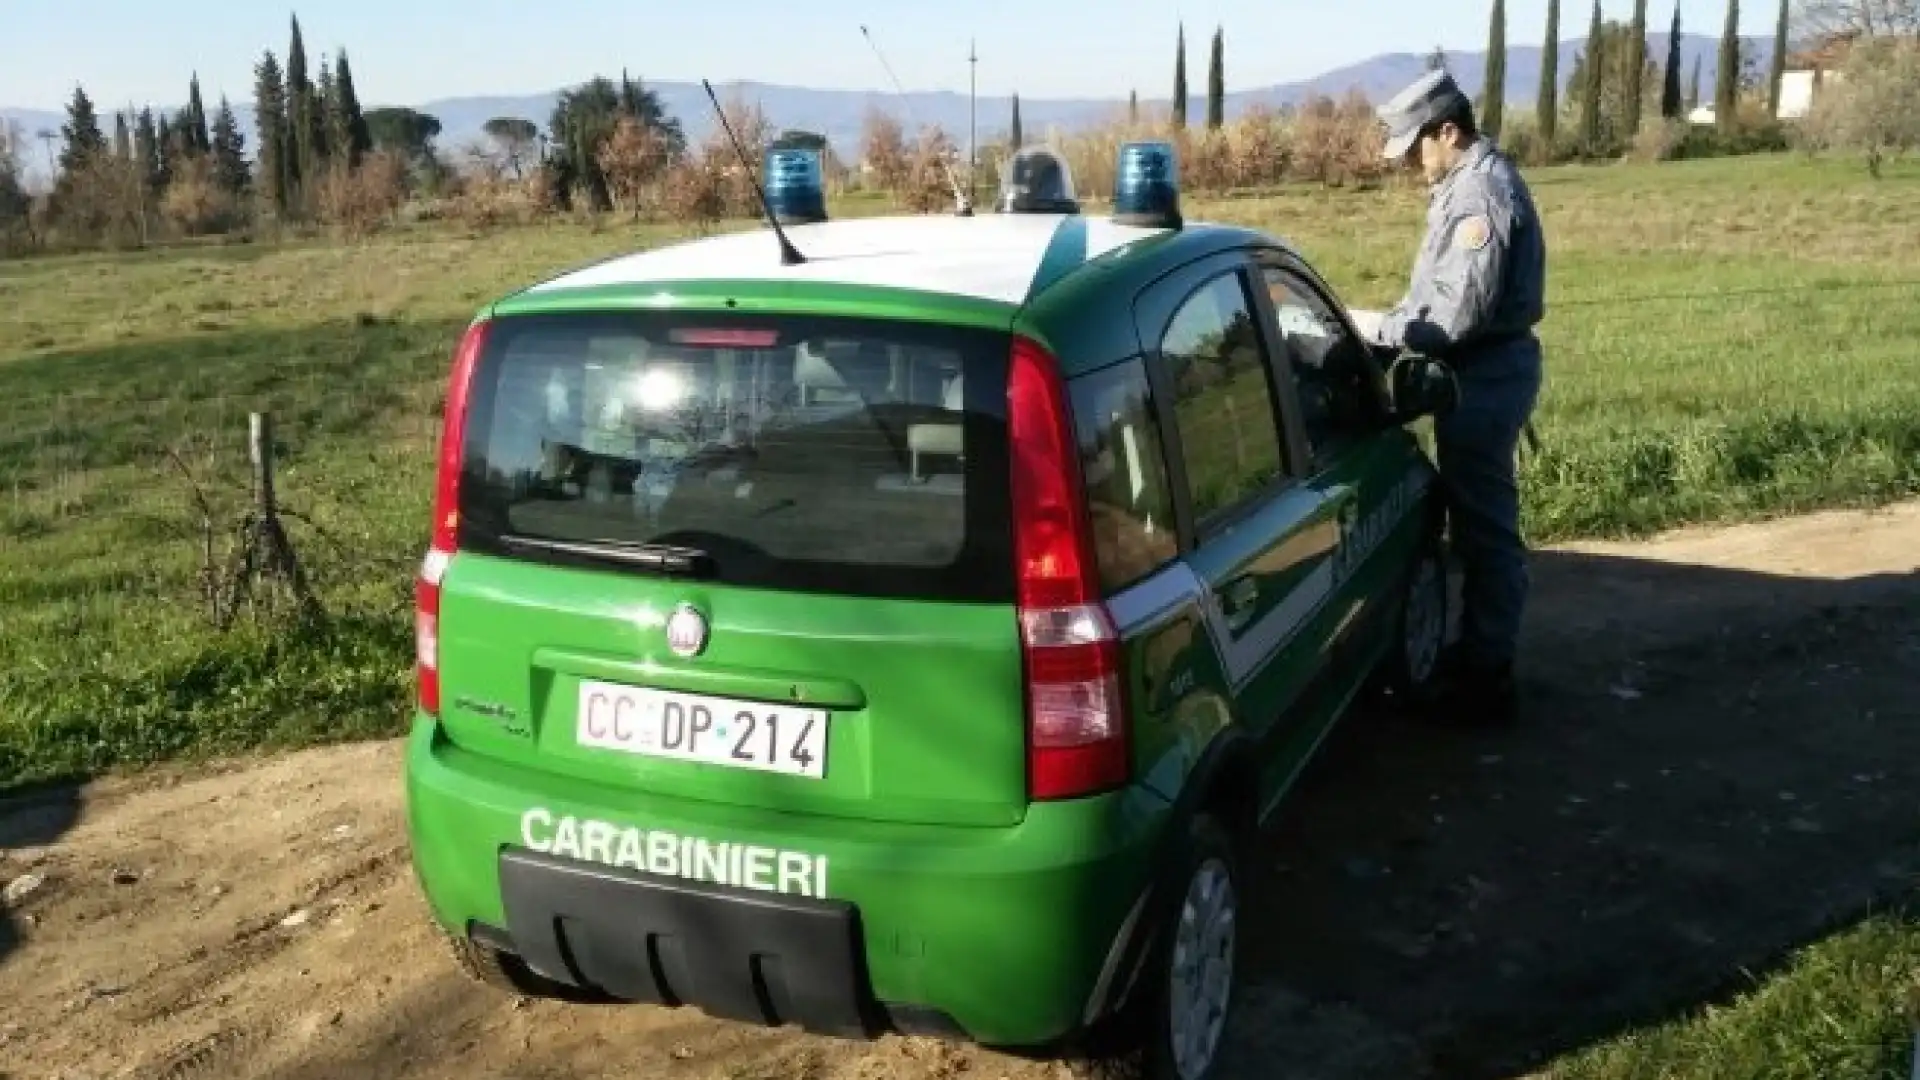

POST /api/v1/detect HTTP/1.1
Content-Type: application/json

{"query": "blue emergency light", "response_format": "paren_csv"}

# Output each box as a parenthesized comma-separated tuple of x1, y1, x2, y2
(764, 147, 828, 225)
(1112, 140, 1182, 229)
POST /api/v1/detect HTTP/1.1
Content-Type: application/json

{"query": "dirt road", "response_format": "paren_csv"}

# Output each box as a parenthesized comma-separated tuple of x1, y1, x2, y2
(4, 503, 1919, 1080)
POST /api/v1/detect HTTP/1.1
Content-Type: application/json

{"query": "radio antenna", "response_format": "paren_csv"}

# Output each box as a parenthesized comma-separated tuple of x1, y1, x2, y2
(701, 78, 806, 265)
(859, 25, 973, 216)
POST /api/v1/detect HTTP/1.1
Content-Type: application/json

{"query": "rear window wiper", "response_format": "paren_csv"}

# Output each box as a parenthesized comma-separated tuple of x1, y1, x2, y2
(500, 535, 717, 577)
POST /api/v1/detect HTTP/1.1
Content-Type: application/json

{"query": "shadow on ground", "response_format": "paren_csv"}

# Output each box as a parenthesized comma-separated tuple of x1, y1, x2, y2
(0, 782, 84, 972)
(1223, 548, 1920, 1078)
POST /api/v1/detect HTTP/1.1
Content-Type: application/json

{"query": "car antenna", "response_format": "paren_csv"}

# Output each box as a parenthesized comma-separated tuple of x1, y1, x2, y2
(700, 78, 807, 266)
(859, 25, 974, 217)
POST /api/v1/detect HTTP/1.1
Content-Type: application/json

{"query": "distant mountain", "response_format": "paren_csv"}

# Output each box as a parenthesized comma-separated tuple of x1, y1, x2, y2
(3, 32, 1776, 189)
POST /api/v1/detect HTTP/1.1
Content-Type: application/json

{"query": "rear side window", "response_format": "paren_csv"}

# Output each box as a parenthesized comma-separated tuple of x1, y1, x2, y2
(1158, 270, 1288, 529)
(1068, 359, 1178, 593)
(457, 311, 1015, 603)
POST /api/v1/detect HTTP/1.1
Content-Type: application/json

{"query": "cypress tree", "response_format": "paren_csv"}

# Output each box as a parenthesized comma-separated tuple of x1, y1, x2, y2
(1580, 0, 1604, 149)
(254, 50, 290, 213)
(1662, 3, 1685, 117)
(1172, 23, 1188, 128)
(114, 112, 132, 161)
(1715, 0, 1740, 129)
(1626, 0, 1648, 133)
(1482, 0, 1508, 139)
(1129, 89, 1139, 125)
(1538, 0, 1561, 143)
(1767, 0, 1788, 116)
(186, 74, 210, 154)
(334, 50, 372, 163)
(211, 96, 250, 195)
(57, 85, 106, 176)
(1010, 93, 1023, 148)
(1689, 54, 1702, 108)
(1206, 26, 1225, 130)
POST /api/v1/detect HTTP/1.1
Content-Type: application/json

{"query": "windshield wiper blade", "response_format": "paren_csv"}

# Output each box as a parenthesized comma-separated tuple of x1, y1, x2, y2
(501, 535, 716, 576)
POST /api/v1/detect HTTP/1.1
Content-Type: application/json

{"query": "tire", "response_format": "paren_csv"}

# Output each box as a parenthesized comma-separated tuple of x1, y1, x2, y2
(1068, 813, 1245, 1080)
(441, 928, 608, 1004)
(1372, 521, 1449, 707)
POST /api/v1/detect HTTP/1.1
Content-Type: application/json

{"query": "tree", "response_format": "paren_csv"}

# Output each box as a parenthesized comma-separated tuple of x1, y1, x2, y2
(1689, 53, 1703, 106)
(1769, 0, 1791, 113)
(1172, 23, 1188, 128)
(1800, 35, 1920, 175)
(1717, 0, 1743, 128)
(1129, 89, 1139, 125)
(1663, 2, 1686, 116)
(1207, 26, 1226, 129)
(186, 74, 210, 154)
(211, 97, 249, 195)
(1540, 0, 1563, 142)
(547, 79, 621, 211)
(1429, 45, 1449, 70)
(1626, 0, 1649, 131)
(57, 85, 106, 177)
(1483, 0, 1509, 137)
(1568, 16, 1666, 146)
(114, 112, 132, 161)
(253, 51, 290, 213)
(613, 71, 685, 154)
(333, 51, 373, 164)
(365, 107, 442, 161)
(483, 117, 539, 178)
(1010, 93, 1023, 148)
(286, 14, 327, 184)
(1581, 0, 1606, 147)
(1790, 0, 1920, 41)
(133, 108, 160, 192)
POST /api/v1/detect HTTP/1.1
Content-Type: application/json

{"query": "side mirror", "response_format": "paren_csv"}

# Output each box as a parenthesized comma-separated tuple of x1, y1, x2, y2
(1384, 352, 1459, 422)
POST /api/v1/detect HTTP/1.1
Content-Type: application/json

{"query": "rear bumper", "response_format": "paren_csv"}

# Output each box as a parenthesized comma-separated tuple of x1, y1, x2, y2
(403, 714, 1171, 1049)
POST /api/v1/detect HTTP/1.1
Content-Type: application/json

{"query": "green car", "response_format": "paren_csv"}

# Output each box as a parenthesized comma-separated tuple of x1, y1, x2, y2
(404, 144, 1458, 1080)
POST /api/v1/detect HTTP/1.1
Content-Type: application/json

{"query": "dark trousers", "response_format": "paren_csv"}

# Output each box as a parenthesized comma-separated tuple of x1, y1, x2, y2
(1434, 338, 1543, 669)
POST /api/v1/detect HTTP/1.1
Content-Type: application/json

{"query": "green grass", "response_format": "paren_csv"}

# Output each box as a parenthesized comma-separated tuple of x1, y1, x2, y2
(1538, 910, 1920, 1080)
(1, 152, 1918, 794)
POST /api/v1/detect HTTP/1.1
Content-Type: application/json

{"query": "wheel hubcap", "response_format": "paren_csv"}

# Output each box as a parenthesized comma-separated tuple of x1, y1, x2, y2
(1168, 856, 1236, 1080)
(1404, 552, 1445, 684)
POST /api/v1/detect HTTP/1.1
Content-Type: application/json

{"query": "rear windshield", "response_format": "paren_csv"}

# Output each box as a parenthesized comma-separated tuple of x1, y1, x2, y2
(457, 310, 1015, 603)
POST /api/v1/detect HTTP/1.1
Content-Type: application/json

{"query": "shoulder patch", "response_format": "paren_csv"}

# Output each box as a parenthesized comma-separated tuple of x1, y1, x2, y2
(1454, 215, 1491, 251)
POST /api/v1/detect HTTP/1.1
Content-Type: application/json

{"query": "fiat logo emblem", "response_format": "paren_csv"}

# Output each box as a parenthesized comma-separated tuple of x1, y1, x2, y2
(664, 603, 709, 658)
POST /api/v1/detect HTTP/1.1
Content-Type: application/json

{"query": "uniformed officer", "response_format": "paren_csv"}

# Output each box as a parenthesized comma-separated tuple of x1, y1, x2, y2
(1371, 69, 1546, 724)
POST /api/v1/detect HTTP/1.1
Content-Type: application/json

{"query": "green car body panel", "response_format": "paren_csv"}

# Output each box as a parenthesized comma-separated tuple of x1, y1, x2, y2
(403, 201, 1446, 1053)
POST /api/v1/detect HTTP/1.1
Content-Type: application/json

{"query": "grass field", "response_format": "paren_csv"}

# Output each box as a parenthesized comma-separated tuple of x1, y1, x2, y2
(0, 149, 1916, 1077)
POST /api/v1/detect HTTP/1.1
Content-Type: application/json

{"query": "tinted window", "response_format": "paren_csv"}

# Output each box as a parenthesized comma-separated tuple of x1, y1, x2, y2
(1069, 358, 1178, 592)
(458, 312, 1014, 603)
(1262, 266, 1378, 461)
(1159, 271, 1288, 526)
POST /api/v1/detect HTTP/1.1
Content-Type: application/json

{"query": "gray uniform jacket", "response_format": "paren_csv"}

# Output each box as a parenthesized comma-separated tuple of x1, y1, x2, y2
(1372, 137, 1546, 377)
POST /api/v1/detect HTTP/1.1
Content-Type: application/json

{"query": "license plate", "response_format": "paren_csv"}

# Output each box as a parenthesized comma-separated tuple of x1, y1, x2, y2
(575, 680, 829, 779)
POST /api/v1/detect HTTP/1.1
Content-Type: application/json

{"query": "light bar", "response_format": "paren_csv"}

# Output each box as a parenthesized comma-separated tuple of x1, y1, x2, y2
(764, 147, 828, 225)
(1112, 140, 1182, 230)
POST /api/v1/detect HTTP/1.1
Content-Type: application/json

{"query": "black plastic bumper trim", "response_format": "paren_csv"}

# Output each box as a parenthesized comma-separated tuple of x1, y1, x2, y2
(497, 847, 880, 1038)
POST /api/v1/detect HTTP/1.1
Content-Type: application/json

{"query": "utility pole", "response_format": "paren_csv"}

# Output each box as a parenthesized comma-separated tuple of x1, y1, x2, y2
(968, 39, 978, 208)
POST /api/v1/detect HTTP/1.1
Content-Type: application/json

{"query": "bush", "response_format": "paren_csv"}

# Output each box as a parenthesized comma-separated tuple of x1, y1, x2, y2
(161, 156, 242, 235)
(314, 151, 408, 237)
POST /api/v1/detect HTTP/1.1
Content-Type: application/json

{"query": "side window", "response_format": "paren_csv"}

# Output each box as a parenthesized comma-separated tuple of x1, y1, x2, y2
(1261, 266, 1377, 461)
(1069, 359, 1179, 592)
(1159, 271, 1288, 527)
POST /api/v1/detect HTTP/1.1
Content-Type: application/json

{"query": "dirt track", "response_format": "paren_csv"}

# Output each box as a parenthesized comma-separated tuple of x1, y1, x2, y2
(4, 502, 1919, 1080)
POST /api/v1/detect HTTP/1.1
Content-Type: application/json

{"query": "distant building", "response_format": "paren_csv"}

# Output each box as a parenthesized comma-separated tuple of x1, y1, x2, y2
(1777, 31, 1859, 119)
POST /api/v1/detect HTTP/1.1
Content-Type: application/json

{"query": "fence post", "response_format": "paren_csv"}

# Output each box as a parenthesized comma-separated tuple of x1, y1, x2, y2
(250, 411, 276, 523)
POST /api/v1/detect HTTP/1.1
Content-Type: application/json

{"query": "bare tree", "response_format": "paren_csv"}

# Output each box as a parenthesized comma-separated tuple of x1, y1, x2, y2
(1792, 0, 1920, 40)
(483, 116, 538, 178)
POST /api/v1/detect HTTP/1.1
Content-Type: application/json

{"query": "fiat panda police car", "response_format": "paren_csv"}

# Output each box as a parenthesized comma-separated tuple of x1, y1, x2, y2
(404, 143, 1460, 1080)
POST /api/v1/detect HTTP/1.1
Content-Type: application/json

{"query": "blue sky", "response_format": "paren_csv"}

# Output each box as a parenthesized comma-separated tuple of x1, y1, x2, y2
(3, 0, 1767, 110)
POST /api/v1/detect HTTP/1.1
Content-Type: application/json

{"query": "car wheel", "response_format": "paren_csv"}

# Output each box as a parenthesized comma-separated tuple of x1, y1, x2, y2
(1069, 813, 1244, 1080)
(1375, 524, 1448, 705)
(441, 928, 609, 1004)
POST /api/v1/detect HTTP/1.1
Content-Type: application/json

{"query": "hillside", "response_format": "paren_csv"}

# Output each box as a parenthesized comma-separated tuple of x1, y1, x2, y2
(3, 31, 1774, 185)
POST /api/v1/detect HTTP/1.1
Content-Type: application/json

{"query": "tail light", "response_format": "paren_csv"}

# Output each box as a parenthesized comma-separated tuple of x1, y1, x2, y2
(1007, 335, 1129, 800)
(417, 318, 491, 716)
